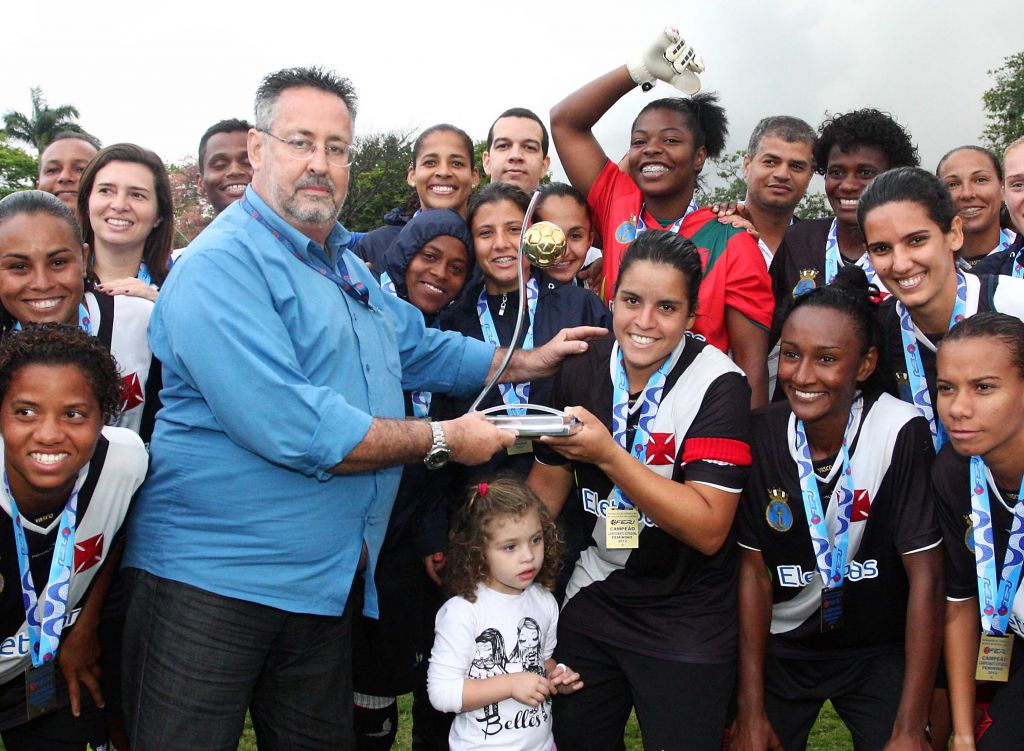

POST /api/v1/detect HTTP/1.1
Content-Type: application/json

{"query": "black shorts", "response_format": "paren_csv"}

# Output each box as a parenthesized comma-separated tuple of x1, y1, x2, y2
(763, 651, 905, 751)
(0, 673, 106, 751)
(552, 626, 734, 751)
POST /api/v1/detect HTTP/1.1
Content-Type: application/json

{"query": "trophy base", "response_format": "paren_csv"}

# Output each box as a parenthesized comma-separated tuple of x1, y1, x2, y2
(478, 405, 579, 437)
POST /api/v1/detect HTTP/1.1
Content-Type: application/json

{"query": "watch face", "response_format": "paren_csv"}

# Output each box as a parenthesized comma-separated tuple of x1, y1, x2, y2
(425, 448, 450, 470)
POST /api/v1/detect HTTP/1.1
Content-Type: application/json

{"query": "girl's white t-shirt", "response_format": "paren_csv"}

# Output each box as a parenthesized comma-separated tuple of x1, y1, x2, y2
(428, 582, 558, 751)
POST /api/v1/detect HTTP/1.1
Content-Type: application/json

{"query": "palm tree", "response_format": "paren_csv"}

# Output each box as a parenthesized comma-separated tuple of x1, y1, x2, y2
(3, 86, 83, 155)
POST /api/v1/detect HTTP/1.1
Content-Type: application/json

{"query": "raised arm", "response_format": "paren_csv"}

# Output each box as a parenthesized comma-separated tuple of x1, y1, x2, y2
(550, 67, 632, 196)
(551, 26, 705, 197)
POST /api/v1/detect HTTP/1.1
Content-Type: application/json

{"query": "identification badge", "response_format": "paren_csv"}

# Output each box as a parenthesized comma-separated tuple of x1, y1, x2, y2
(606, 508, 640, 549)
(507, 438, 534, 456)
(820, 587, 844, 633)
(976, 633, 1014, 682)
(25, 661, 58, 721)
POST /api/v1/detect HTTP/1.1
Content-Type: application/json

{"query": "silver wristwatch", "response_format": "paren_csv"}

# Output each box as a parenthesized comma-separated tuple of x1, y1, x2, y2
(423, 421, 450, 470)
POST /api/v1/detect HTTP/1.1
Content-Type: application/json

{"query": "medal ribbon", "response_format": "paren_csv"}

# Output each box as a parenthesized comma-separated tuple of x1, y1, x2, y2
(242, 196, 369, 307)
(476, 276, 539, 416)
(137, 260, 153, 286)
(896, 272, 967, 450)
(969, 457, 1024, 636)
(12, 304, 92, 335)
(824, 217, 887, 291)
(793, 403, 859, 589)
(380, 271, 431, 417)
(634, 199, 698, 237)
(609, 339, 680, 509)
(3, 472, 79, 668)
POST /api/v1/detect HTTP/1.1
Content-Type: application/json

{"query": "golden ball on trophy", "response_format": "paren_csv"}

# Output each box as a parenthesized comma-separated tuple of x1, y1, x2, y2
(522, 221, 567, 268)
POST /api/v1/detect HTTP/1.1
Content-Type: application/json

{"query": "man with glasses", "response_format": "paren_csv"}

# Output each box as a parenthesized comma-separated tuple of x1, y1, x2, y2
(120, 66, 602, 749)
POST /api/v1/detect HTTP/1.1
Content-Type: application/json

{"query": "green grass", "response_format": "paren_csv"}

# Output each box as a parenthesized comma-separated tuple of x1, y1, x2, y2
(234, 697, 854, 750)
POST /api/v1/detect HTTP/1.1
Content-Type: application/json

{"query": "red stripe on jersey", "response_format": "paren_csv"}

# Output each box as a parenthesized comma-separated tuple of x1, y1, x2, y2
(681, 437, 751, 466)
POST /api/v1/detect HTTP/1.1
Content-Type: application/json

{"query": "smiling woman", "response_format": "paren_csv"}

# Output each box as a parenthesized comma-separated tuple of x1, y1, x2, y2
(76, 143, 174, 298)
(0, 190, 160, 441)
(937, 145, 1016, 268)
(860, 167, 1024, 447)
(0, 323, 147, 750)
(734, 265, 943, 751)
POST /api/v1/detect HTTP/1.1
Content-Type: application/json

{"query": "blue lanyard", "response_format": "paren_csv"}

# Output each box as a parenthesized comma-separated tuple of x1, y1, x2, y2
(3, 472, 79, 667)
(137, 260, 152, 285)
(241, 196, 369, 307)
(896, 272, 967, 450)
(969, 456, 1024, 636)
(824, 218, 883, 289)
(635, 199, 698, 237)
(379, 271, 431, 417)
(794, 404, 858, 589)
(610, 341, 676, 509)
(13, 304, 92, 335)
(476, 277, 539, 416)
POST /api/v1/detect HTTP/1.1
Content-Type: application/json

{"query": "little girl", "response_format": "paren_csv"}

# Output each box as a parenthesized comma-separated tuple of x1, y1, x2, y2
(428, 477, 583, 750)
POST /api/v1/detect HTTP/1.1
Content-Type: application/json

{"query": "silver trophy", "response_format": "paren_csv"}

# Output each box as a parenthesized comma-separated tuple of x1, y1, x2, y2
(469, 191, 580, 437)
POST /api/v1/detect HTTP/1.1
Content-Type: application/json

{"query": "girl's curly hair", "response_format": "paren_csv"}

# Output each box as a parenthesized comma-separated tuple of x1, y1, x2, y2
(813, 108, 919, 175)
(0, 323, 123, 424)
(444, 474, 564, 602)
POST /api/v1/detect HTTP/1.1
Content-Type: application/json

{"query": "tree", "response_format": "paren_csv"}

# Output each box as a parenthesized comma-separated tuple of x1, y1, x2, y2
(704, 149, 747, 205)
(339, 129, 416, 231)
(0, 134, 38, 199)
(981, 51, 1024, 155)
(796, 192, 831, 220)
(167, 158, 211, 249)
(3, 86, 84, 155)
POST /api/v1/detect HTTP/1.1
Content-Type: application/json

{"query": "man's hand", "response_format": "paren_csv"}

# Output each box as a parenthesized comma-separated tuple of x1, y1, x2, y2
(442, 412, 516, 465)
(729, 708, 783, 751)
(96, 277, 159, 302)
(498, 326, 607, 383)
(57, 624, 105, 718)
(627, 27, 705, 95)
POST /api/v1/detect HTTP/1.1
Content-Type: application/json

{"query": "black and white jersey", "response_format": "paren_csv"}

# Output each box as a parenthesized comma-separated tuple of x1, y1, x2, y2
(0, 427, 147, 686)
(738, 392, 939, 658)
(933, 446, 1024, 640)
(535, 334, 752, 662)
(84, 291, 157, 439)
(875, 273, 1024, 406)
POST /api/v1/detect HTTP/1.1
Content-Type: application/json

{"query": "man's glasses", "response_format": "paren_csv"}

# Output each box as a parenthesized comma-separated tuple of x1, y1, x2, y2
(258, 129, 356, 168)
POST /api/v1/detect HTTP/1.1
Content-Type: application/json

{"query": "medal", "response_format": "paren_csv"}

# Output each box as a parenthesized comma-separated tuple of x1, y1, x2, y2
(477, 277, 539, 416)
(605, 336, 687, 548)
(896, 272, 967, 450)
(794, 400, 860, 633)
(4, 472, 80, 670)
(969, 456, 1024, 680)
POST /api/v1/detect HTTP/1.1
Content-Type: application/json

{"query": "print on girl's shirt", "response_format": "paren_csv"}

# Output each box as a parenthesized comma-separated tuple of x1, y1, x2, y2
(470, 621, 549, 737)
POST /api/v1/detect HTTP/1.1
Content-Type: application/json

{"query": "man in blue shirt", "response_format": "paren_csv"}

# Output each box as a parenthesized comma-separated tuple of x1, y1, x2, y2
(120, 66, 602, 750)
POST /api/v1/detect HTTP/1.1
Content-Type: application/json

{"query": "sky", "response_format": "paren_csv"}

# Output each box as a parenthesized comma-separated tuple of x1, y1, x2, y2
(3, 0, 1021, 197)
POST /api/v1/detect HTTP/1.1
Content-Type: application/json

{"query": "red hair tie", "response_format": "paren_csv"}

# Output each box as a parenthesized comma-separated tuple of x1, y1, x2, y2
(477, 482, 489, 497)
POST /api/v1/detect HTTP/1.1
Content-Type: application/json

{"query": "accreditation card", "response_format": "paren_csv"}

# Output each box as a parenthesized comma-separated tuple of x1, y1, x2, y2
(606, 508, 640, 549)
(976, 633, 1014, 682)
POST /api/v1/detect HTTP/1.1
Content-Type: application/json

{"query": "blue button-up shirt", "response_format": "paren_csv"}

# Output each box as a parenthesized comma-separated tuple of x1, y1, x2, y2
(123, 187, 494, 616)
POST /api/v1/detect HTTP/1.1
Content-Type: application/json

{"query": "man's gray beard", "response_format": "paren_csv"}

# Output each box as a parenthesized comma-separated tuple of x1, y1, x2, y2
(281, 197, 342, 224)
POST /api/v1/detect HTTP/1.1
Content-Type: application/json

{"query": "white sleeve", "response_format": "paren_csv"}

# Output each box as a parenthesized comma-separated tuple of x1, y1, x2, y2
(541, 590, 558, 663)
(427, 597, 476, 714)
